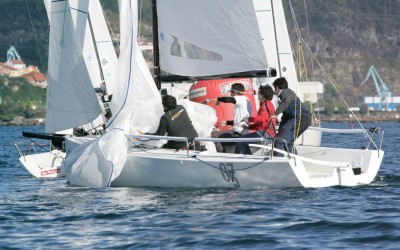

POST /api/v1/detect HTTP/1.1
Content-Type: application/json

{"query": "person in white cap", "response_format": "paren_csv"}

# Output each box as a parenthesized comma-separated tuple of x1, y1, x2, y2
(211, 83, 252, 152)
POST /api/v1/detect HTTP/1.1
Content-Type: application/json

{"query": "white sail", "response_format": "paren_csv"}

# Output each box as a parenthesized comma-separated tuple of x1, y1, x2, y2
(253, 0, 300, 94)
(67, 0, 163, 187)
(65, 128, 128, 188)
(45, 1, 102, 133)
(67, 0, 118, 131)
(107, 0, 162, 133)
(69, 0, 117, 94)
(43, 0, 51, 21)
(157, 0, 268, 77)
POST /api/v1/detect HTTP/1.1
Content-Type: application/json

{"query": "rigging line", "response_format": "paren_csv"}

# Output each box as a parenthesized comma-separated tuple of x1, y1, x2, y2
(288, 0, 304, 146)
(289, 0, 320, 124)
(169, 84, 192, 93)
(25, 0, 44, 70)
(270, 0, 282, 77)
(303, 0, 316, 82)
(126, 136, 194, 156)
(298, 36, 379, 149)
(323, 137, 367, 148)
(289, 0, 306, 83)
(193, 154, 270, 171)
(87, 13, 106, 90)
(83, 123, 104, 135)
(286, 1, 301, 89)
(126, 136, 161, 153)
(138, 0, 143, 39)
(102, 3, 119, 49)
(126, 136, 271, 166)
(302, 0, 321, 120)
(288, 0, 301, 41)
(289, 0, 304, 84)
(26, 138, 64, 159)
(297, 42, 318, 128)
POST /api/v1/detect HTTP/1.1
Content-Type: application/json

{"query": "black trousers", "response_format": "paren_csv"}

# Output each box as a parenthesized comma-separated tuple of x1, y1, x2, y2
(274, 115, 312, 155)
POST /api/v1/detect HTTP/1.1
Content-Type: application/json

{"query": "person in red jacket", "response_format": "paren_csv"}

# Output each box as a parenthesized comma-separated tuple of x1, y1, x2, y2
(234, 85, 276, 154)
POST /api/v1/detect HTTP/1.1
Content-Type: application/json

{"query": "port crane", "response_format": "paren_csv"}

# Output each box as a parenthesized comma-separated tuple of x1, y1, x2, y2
(361, 65, 392, 110)
(7, 45, 22, 62)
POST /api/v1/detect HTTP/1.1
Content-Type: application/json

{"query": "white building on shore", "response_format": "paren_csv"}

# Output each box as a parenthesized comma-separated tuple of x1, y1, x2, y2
(299, 81, 324, 103)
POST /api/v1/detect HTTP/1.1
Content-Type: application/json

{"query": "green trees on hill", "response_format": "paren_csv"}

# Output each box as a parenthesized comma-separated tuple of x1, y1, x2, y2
(0, 0, 49, 71)
(0, 76, 46, 122)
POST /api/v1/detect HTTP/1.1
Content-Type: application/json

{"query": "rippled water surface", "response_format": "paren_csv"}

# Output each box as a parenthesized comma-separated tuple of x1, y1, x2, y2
(1, 123, 399, 249)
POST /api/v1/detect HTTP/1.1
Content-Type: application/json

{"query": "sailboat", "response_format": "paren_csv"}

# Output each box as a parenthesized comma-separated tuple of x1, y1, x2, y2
(15, 0, 117, 178)
(16, 0, 384, 189)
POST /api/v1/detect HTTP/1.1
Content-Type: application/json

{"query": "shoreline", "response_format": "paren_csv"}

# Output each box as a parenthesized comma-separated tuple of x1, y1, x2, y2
(319, 114, 400, 123)
(2, 114, 399, 126)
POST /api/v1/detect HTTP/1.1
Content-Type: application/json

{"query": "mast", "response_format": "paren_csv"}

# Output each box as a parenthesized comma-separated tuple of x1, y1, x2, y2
(270, 0, 282, 77)
(152, 0, 161, 89)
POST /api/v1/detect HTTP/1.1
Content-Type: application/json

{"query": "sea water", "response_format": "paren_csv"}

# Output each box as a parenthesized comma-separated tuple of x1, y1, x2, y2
(1, 123, 399, 249)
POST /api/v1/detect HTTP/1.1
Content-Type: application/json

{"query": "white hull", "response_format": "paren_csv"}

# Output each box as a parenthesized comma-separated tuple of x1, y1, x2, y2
(18, 151, 65, 178)
(111, 145, 383, 189)
(295, 146, 384, 187)
(16, 135, 383, 189)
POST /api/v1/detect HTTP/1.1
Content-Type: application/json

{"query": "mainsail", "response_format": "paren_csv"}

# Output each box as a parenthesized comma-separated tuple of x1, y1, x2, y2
(156, 0, 269, 78)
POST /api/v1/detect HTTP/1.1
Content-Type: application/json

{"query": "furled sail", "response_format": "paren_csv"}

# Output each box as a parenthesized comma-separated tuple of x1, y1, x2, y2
(157, 0, 268, 78)
(45, 1, 102, 133)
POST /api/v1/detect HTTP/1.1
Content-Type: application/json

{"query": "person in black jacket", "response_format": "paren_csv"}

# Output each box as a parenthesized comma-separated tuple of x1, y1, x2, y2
(146, 95, 199, 150)
(272, 77, 311, 155)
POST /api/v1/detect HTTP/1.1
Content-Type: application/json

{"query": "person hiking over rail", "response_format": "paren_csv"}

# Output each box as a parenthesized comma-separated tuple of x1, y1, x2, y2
(272, 77, 311, 155)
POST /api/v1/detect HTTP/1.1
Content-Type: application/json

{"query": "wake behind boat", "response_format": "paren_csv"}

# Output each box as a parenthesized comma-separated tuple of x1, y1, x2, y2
(15, 0, 384, 189)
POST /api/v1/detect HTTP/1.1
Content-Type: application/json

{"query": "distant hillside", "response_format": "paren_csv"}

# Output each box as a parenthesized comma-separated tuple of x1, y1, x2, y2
(0, 0, 399, 106)
(0, 0, 48, 71)
(285, 0, 400, 105)
(0, 75, 46, 121)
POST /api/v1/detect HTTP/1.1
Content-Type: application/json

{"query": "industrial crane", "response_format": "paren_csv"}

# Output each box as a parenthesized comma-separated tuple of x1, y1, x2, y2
(7, 45, 22, 62)
(361, 65, 392, 110)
